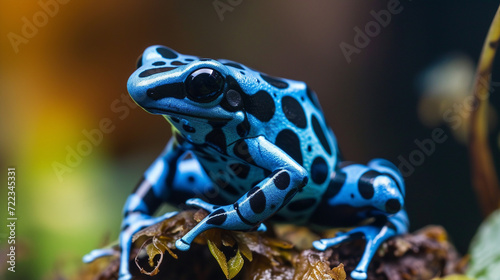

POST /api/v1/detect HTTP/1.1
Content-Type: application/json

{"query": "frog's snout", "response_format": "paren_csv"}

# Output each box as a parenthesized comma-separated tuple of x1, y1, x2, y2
(127, 70, 186, 108)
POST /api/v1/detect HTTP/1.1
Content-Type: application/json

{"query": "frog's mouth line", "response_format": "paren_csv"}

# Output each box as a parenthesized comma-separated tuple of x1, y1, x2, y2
(145, 107, 232, 122)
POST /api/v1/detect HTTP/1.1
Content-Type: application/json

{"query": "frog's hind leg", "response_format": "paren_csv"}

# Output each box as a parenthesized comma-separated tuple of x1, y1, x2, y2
(314, 211, 408, 279)
(311, 159, 409, 280)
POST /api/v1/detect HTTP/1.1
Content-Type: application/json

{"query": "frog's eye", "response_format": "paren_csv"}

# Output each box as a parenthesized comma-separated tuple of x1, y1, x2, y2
(185, 68, 224, 103)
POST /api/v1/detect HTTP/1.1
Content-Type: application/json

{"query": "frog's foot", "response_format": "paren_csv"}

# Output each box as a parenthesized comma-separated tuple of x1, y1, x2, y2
(118, 211, 178, 280)
(312, 231, 358, 250)
(177, 199, 267, 251)
(313, 221, 398, 280)
(177, 199, 228, 251)
(176, 199, 219, 251)
(184, 198, 267, 233)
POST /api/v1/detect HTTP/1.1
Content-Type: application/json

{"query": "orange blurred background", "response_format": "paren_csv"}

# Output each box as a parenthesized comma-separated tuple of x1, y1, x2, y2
(0, 1, 498, 279)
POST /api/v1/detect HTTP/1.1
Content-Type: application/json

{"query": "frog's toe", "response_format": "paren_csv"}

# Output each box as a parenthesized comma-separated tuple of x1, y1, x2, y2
(118, 272, 133, 280)
(351, 270, 368, 280)
(256, 223, 267, 232)
(313, 233, 354, 251)
(312, 240, 328, 251)
(185, 198, 219, 212)
(175, 238, 191, 251)
(82, 248, 115, 263)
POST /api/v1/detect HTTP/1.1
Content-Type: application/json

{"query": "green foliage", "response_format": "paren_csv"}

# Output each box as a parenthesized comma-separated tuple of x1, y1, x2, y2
(207, 239, 230, 277)
(467, 209, 500, 280)
(433, 275, 476, 280)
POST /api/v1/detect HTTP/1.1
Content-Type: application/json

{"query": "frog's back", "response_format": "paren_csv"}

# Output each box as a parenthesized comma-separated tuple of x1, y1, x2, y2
(208, 59, 339, 223)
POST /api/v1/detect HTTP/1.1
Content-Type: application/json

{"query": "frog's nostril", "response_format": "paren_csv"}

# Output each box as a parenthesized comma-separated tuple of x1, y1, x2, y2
(385, 198, 401, 214)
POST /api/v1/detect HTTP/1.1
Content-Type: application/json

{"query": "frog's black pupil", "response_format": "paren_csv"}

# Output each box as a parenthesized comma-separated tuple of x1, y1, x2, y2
(186, 68, 224, 103)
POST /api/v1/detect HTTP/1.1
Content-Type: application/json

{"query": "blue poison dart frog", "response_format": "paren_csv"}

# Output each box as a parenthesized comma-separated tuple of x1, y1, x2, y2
(83, 46, 409, 280)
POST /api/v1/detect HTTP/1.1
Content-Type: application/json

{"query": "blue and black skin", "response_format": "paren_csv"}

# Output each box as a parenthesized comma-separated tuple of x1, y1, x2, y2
(84, 46, 409, 280)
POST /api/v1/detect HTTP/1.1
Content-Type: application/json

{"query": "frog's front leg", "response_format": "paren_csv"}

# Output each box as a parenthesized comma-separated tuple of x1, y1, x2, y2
(84, 138, 189, 280)
(312, 159, 408, 280)
(176, 136, 308, 251)
(117, 138, 190, 280)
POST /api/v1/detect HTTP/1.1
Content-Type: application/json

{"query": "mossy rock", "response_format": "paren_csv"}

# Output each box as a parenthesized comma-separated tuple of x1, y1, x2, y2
(80, 210, 466, 280)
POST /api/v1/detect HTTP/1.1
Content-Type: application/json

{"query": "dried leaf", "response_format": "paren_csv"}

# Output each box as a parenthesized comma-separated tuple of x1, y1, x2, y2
(222, 232, 237, 247)
(207, 238, 229, 278)
(133, 223, 164, 242)
(193, 209, 208, 222)
(145, 242, 161, 268)
(135, 238, 163, 276)
(294, 251, 337, 280)
(244, 253, 295, 280)
(274, 224, 320, 250)
(132, 211, 196, 242)
(302, 260, 330, 280)
(157, 236, 178, 259)
(331, 263, 346, 280)
(227, 250, 245, 279)
(134, 228, 179, 277)
(201, 228, 222, 246)
(424, 226, 449, 243)
(392, 237, 412, 257)
(266, 238, 294, 249)
(239, 241, 253, 262)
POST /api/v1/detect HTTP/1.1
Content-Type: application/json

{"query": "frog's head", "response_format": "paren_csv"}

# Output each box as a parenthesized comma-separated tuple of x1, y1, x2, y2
(128, 46, 253, 144)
